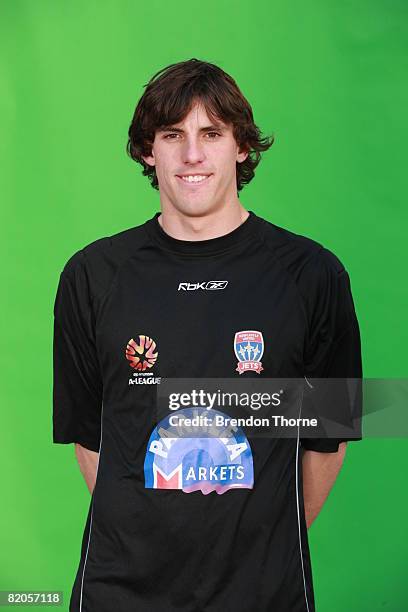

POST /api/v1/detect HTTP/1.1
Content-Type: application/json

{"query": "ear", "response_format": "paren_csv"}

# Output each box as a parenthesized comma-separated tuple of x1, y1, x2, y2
(142, 149, 156, 167)
(236, 146, 249, 164)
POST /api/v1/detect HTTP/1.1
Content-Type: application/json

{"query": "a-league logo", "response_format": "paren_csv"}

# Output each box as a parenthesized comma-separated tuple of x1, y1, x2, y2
(234, 330, 264, 374)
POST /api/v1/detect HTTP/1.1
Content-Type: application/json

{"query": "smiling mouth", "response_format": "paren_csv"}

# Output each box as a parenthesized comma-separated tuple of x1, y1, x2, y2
(176, 174, 213, 185)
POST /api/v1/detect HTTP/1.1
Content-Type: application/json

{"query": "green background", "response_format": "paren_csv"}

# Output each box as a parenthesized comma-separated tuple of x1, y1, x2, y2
(1, 0, 407, 610)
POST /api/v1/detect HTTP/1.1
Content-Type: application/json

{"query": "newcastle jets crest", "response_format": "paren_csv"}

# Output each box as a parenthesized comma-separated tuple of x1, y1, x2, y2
(234, 330, 264, 374)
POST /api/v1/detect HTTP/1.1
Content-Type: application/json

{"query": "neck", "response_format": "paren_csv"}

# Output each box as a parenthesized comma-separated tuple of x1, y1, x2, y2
(157, 203, 249, 241)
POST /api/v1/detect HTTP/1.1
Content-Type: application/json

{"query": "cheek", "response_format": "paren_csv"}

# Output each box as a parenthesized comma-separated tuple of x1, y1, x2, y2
(214, 143, 239, 170)
(152, 152, 172, 180)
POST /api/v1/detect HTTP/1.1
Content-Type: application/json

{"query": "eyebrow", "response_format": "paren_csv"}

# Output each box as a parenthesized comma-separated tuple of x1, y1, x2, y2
(157, 123, 227, 134)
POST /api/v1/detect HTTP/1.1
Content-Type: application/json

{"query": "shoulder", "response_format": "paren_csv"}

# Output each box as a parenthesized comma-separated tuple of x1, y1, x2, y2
(59, 221, 150, 299)
(255, 215, 347, 282)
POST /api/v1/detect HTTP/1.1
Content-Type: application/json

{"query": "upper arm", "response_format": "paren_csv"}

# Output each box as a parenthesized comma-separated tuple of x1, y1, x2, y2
(299, 249, 362, 453)
(52, 250, 103, 452)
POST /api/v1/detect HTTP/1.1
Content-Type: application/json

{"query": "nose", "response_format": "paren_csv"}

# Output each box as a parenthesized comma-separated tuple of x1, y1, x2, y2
(181, 135, 206, 165)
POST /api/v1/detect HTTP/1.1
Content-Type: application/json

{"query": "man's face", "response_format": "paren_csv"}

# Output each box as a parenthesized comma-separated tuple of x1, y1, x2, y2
(142, 101, 248, 216)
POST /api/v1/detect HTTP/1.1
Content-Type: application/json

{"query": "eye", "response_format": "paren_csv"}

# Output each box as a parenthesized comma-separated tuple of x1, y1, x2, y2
(205, 132, 221, 139)
(163, 133, 180, 140)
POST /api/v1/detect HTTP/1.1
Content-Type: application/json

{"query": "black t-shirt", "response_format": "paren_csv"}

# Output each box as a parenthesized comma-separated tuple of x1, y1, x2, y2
(53, 210, 362, 612)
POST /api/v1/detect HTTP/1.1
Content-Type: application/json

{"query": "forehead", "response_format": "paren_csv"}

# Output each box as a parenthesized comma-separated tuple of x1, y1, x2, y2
(165, 101, 230, 130)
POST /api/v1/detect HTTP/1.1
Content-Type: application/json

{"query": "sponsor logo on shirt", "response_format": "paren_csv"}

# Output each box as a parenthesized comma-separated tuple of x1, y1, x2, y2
(144, 407, 254, 495)
(126, 334, 161, 385)
(178, 281, 228, 291)
(234, 330, 264, 374)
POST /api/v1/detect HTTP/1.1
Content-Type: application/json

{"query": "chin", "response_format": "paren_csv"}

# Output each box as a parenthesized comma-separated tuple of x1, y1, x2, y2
(172, 200, 216, 217)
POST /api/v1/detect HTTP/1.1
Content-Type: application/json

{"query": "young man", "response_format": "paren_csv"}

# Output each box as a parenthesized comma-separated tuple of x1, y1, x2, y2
(53, 58, 362, 611)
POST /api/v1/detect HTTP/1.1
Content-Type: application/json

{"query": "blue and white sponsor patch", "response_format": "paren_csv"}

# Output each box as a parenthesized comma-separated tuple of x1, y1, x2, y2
(144, 407, 254, 495)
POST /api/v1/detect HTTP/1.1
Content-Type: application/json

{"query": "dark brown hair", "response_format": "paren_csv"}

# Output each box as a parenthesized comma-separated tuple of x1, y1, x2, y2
(126, 58, 275, 191)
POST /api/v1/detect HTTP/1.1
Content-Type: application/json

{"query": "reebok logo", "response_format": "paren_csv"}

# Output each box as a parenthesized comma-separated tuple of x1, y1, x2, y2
(178, 281, 228, 291)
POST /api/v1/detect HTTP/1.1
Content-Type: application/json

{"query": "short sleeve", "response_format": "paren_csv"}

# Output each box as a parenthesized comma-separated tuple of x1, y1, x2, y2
(52, 250, 103, 452)
(300, 248, 363, 453)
